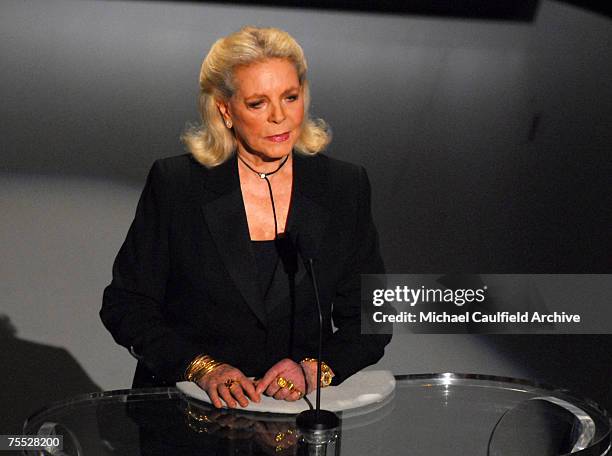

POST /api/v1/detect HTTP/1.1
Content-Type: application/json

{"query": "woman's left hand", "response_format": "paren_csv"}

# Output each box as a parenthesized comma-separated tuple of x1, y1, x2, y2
(255, 358, 307, 401)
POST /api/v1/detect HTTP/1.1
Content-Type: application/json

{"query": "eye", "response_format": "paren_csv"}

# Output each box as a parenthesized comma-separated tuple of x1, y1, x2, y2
(286, 94, 299, 102)
(247, 100, 264, 109)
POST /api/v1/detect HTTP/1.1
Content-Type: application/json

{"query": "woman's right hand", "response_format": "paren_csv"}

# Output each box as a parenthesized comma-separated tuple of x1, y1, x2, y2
(196, 364, 261, 409)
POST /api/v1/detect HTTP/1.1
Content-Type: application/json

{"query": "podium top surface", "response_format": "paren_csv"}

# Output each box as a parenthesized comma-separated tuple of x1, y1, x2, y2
(22, 373, 612, 456)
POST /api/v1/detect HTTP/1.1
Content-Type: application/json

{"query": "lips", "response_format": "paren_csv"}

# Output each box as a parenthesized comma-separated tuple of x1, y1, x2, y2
(265, 132, 290, 143)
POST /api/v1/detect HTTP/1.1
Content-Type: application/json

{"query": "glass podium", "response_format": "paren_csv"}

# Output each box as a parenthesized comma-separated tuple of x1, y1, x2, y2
(22, 373, 611, 455)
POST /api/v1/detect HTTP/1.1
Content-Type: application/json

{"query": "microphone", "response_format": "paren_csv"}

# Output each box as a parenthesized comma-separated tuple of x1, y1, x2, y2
(295, 241, 340, 443)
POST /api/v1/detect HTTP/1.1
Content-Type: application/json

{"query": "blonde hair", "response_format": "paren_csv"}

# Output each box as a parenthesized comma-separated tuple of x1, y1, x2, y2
(181, 26, 331, 168)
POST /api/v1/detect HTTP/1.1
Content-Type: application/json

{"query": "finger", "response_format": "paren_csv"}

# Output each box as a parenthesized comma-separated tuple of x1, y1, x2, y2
(218, 383, 238, 408)
(268, 422, 284, 433)
(287, 374, 306, 395)
(206, 383, 224, 409)
(286, 431, 298, 446)
(254, 433, 276, 449)
(232, 416, 256, 430)
(286, 389, 303, 402)
(206, 422, 222, 435)
(265, 382, 281, 397)
(273, 386, 290, 401)
(240, 377, 261, 403)
(230, 384, 249, 408)
(256, 366, 282, 395)
(216, 414, 237, 427)
(252, 421, 267, 434)
(208, 409, 223, 420)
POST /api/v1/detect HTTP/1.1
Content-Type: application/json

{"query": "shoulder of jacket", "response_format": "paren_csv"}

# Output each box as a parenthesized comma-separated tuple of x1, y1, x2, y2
(152, 153, 194, 178)
(145, 154, 202, 204)
(322, 155, 367, 195)
(310, 153, 363, 179)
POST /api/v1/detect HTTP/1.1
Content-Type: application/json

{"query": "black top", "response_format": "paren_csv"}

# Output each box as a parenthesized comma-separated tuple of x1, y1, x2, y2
(251, 240, 278, 300)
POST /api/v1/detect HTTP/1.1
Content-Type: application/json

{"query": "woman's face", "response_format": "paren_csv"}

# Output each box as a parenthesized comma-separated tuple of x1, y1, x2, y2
(218, 58, 304, 162)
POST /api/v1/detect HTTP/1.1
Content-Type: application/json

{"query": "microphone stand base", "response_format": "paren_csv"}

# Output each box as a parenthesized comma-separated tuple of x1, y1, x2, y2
(296, 409, 339, 431)
(296, 410, 341, 456)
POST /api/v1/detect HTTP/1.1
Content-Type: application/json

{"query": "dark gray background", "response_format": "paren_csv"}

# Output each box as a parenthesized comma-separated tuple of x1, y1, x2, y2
(2, 0, 611, 436)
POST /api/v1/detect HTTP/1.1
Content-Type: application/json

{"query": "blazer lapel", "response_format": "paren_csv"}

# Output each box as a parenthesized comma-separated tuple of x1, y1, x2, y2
(286, 153, 331, 265)
(199, 156, 267, 326)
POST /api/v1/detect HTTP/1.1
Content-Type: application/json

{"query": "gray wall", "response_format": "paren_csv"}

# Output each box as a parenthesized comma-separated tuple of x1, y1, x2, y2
(2, 0, 611, 431)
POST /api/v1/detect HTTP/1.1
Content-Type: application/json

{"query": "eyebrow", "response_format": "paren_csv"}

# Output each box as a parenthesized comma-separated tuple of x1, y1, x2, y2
(244, 87, 301, 99)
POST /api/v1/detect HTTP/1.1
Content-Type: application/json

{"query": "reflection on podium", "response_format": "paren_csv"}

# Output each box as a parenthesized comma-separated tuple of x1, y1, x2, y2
(22, 374, 612, 456)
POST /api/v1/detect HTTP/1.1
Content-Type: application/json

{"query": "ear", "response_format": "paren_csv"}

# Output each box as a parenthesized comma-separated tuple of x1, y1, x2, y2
(215, 99, 231, 124)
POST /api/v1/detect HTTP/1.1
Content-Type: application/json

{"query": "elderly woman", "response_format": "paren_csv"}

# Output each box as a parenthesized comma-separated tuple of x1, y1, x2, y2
(101, 26, 390, 409)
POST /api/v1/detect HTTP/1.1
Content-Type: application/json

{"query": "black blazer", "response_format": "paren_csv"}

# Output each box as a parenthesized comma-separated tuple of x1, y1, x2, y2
(101, 152, 391, 387)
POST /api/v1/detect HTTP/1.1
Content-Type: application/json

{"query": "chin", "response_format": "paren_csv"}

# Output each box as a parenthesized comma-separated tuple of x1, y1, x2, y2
(257, 143, 295, 160)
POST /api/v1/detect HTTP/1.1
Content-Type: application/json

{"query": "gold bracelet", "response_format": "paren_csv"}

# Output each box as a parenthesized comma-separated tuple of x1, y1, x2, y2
(184, 354, 223, 382)
(195, 357, 224, 381)
(184, 355, 206, 382)
(190, 357, 223, 382)
(300, 358, 335, 388)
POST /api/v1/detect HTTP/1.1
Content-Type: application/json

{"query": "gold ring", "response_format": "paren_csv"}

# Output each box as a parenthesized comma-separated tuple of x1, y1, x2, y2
(224, 379, 239, 389)
(187, 410, 212, 423)
(274, 431, 286, 443)
(276, 376, 289, 388)
(185, 405, 213, 434)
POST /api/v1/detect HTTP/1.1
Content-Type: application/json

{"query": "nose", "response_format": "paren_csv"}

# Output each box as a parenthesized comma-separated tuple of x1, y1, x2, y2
(268, 101, 286, 124)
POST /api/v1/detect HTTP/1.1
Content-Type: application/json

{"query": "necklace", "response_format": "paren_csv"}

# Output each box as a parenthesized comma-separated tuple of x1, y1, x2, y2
(237, 153, 289, 179)
(237, 153, 290, 238)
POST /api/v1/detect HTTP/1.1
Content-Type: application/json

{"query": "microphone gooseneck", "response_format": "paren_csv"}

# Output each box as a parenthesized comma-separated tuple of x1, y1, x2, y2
(307, 258, 324, 416)
(296, 256, 340, 435)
